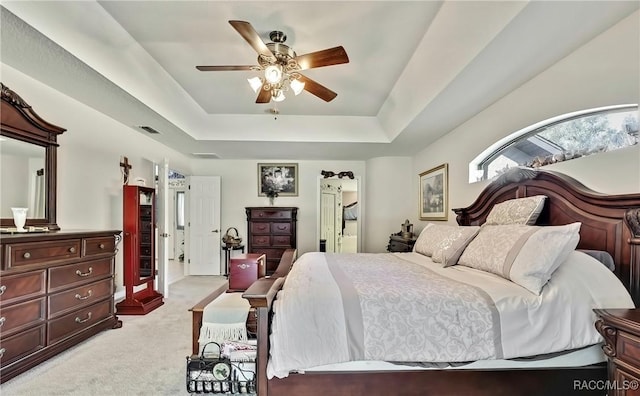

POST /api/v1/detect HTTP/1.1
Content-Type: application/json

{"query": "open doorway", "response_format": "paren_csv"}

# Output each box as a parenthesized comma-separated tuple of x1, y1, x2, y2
(167, 169, 187, 283)
(319, 177, 360, 253)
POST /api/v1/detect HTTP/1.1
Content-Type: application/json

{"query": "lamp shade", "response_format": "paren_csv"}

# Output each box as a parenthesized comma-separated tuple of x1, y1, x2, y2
(290, 79, 305, 96)
(247, 77, 263, 93)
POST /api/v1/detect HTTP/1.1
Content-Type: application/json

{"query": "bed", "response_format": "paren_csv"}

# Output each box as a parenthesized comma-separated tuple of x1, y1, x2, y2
(238, 168, 640, 396)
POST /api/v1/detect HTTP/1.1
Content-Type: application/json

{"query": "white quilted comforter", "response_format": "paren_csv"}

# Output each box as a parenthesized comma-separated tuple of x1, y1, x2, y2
(267, 251, 633, 379)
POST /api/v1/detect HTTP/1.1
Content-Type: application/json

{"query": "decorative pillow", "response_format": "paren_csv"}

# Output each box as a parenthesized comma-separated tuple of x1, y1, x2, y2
(414, 224, 480, 266)
(485, 195, 547, 225)
(457, 222, 581, 294)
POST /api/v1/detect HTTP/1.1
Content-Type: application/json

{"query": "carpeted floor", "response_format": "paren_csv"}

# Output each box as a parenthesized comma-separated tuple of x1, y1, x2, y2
(0, 276, 227, 396)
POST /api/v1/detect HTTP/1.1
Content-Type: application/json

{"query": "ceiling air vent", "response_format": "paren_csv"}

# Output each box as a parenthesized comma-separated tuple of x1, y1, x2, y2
(192, 153, 220, 159)
(138, 126, 161, 134)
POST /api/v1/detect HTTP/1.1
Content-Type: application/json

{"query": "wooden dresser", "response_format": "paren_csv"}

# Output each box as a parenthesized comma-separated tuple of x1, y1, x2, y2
(594, 309, 640, 395)
(0, 229, 121, 383)
(245, 207, 297, 275)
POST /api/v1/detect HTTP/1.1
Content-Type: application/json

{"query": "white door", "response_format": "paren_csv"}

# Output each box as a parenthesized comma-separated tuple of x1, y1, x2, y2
(156, 159, 170, 297)
(188, 176, 221, 275)
(320, 181, 342, 252)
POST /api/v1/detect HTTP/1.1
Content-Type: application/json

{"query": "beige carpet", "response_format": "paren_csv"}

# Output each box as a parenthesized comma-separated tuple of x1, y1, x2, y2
(1, 276, 227, 396)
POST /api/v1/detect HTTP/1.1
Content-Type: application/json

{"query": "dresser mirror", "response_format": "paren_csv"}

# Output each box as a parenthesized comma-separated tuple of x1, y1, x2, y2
(1, 83, 65, 230)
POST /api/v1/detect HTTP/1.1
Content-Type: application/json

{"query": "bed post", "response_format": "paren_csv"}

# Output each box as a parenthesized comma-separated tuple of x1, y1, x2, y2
(625, 208, 640, 305)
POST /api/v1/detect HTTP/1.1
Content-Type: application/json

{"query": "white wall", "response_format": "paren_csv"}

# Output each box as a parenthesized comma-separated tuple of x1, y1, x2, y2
(412, 10, 640, 231)
(1, 64, 194, 292)
(364, 156, 414, 252)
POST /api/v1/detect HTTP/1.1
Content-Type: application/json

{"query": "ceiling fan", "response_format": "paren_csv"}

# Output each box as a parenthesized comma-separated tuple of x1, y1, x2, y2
(196, 20, 349, 104)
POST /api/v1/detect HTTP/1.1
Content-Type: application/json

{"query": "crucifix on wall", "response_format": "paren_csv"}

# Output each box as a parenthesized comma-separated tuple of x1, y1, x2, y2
(120, 156, 132, 185)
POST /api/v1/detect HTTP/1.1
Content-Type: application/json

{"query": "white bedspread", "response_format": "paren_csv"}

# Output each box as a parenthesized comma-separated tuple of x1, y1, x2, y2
(267, 250, 634, 379)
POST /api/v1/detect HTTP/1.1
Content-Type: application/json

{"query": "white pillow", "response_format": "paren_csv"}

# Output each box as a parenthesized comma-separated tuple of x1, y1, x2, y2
(413, 224, 480, 266)
(457, 222, 581, 294)
(485, 195, 547, 225)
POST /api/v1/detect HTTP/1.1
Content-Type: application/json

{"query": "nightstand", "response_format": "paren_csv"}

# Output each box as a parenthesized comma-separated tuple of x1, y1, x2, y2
(594, 309, 640, 395)
(387, 234, 417, 252)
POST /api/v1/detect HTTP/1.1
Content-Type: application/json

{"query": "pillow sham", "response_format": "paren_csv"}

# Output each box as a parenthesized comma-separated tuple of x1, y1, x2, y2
(413, 224, 480, 266)
(485, 195, 547, 225)
(457, 222, 581, 294)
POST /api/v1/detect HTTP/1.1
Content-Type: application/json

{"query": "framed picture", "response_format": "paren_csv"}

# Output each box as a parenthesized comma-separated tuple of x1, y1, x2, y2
(419, 163, 448, 221)
(258, 163, 298, 196)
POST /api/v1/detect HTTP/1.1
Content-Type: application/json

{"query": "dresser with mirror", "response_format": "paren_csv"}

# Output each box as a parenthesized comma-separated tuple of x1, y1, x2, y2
(0, 83, 121, 383)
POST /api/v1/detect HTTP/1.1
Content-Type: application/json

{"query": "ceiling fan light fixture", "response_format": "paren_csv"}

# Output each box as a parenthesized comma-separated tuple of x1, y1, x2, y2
(247, 76, 263, 93)
(272, 89, 286, 102)
(264, 64, 283, 84)
(290, 78, 305, 96)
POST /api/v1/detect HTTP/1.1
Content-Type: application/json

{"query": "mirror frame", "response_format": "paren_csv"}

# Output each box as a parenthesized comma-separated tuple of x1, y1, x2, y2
(1, 83, 65, 230)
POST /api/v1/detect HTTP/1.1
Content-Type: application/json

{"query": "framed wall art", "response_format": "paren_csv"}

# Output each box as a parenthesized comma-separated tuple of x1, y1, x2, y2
(258, 163, 298, 196)
(419, 163, 448, 221)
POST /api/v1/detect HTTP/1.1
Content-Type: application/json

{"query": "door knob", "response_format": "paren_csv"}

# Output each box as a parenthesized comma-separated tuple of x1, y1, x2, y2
(212, 229, 220, 233)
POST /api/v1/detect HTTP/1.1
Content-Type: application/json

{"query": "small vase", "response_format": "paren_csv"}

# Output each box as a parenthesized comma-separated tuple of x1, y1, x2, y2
(268, 196, 275, 206)
(11, 207, 28, 231)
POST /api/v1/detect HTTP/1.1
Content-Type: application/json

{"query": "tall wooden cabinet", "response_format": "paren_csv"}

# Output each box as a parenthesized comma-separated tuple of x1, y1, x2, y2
(246, 207, 298, 274)
(0, 230, 121, 383)
(116, 185, 163, 315)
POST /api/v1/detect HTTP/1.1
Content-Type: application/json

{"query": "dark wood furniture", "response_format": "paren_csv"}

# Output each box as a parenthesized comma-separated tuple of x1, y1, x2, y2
(1, 83, 64, 230)
(246, 207, 297, 275)
(222, 244, 245, 278)
(241, 168, 640, 396)
(595, 309, 640, 395)
(190, 249, 298, 355)
(387, 233, 417, 252)
(229, 253, 266, 292)
(0, 230, 121, 383)
(115, 185, 163, 315)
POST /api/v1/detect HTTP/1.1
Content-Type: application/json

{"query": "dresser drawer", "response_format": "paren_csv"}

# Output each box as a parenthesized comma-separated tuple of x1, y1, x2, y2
(250, 222, 271, 234)
(271, 223, 292, 234)
(82, 236, 115, 257)
(4, 239, 81, 269)
(618, 331, 640, 369)
(48, 258, 113, 293)
(272, 235, 292, 246)
(0, 297, 46, 338)
(0, 325, 46, 367)
(249, 209, 292, 220)
(49, 278, 113, 319)
(0, 270, 46, 307)
(251, 235, 270, 247)
(47, 299, 113, 345)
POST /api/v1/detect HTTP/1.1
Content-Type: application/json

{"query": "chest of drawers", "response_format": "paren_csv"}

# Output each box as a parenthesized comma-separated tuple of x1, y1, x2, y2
(594, 309, 640, 395)
(246, 207, 297, 274)
(229, 253, 266, 292)
(0, 230, 120, 383)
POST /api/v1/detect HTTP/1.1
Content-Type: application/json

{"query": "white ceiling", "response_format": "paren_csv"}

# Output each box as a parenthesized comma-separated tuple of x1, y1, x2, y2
(1, 1, 638, 160)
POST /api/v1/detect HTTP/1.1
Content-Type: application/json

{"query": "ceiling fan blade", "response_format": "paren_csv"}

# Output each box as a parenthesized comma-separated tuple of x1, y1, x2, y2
(295, 46, 349, 70)
(196, 65, 254, 71)
(256, 88, 272, 104)
(297, 74, 338, 102)
(229, 20, 274, 59)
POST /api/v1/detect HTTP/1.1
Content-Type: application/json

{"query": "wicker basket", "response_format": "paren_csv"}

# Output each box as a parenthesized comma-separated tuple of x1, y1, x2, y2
(222, 227, 242, 247)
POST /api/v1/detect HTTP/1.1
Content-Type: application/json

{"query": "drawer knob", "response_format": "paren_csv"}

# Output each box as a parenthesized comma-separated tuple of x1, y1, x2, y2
(75, 267, 93, 277)
(75, 290, 93, 300)
(0, 348, 5, 358)
(0, 317, 5, 327)
(0, 285, 6, 295)
(69, 246, 77, 254)
(75, 312, 92, 324)
(23, 252, 31, 259)
(99, 243, 105, 249)
(237, 263, 249, 270)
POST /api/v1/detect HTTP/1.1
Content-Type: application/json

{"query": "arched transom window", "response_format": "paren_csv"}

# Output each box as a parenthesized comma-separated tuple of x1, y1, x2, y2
(469, 104, 638, 182)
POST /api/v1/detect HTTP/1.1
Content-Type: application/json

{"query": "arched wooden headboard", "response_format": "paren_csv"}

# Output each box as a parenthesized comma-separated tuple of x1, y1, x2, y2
(453, 167, 640, 304)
